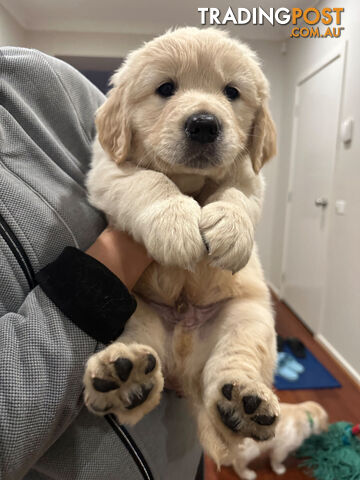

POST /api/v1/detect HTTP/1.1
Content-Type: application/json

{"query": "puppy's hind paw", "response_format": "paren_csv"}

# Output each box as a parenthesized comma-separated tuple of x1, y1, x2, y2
(83, 343, 164, 425)
(209, 380, 280, 442)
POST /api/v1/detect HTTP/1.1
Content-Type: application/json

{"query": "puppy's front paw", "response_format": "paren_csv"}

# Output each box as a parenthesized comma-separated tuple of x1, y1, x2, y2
(200, 202, 254, 273)
(140, 196, 206, 269)
(208, 380, 279, 442)
(83, 343, 164, 425)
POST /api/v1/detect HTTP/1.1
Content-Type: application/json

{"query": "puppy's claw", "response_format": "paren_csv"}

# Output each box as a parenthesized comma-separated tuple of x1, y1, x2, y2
(200, 232, 210, 254)
(126, 384, 154, 409)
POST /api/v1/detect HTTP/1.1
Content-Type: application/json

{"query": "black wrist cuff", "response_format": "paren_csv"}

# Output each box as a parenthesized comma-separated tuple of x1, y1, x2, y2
(36, 246, 137, 344)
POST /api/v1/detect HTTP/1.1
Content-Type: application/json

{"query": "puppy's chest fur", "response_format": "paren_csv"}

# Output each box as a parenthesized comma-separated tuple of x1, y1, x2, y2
(169, 171, 225, 199)
(168, 172, 207, 195)
(134, 173, 260, 307)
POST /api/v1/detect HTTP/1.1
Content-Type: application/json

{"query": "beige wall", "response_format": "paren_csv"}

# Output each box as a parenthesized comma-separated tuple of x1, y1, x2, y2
(26, 30, 154, 58)
(0, 4, 25, 46)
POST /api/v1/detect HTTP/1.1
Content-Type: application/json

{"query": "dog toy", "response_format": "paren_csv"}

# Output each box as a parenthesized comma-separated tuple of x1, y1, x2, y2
(296, 421, 360, 480)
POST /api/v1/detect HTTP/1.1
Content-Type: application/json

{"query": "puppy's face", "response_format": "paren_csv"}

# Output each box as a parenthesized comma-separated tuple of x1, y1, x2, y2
(96, 28, 276, 175)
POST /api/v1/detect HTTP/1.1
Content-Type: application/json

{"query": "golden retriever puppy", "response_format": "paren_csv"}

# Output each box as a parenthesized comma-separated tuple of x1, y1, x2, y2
(223, 401, 328, 479)
(83, 27, 279, 463)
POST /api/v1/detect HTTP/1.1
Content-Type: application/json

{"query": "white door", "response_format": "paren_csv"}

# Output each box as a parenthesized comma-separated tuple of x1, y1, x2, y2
(282, 49, 345, 333)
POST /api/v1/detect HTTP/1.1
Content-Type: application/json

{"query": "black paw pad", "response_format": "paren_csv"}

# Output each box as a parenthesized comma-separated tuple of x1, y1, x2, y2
(243, 395, 262, 414)
(92, 378, 119, 393)
(145, 354, 156, 374)
(251, 414, 276, 426)
(221, 384, 233, 401)
(114, 357, 133, 382)
(126, 384, 153, 410)
(90, 402, 114, 413)
(216, 404, 241, 432)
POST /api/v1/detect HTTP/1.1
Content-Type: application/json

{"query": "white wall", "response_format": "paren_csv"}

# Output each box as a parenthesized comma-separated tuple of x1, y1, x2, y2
(274, 0, 360, 377)
(0, 4, 26, 46)
(246, 40, 285, 282)
(320, 0, 360, 378)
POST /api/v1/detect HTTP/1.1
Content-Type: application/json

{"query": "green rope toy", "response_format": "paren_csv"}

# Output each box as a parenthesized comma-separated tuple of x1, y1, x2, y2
(296, 422, 360, 480)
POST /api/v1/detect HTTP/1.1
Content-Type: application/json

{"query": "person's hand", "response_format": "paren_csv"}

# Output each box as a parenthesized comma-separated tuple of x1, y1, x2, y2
(86, 228, 152, 290)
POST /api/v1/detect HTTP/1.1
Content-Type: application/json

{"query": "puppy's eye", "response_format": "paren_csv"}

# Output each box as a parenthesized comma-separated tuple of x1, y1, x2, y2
(224, 85, 240, 101)
(156, 82, 176, 98)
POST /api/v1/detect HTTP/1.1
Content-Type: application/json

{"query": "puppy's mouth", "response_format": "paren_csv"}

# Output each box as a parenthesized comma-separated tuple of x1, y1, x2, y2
(181, 141, 222, 169)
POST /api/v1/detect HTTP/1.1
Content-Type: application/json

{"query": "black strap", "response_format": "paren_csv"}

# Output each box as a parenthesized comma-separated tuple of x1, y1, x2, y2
(105, 414, 154, 480)
(36, 247, 137, 344)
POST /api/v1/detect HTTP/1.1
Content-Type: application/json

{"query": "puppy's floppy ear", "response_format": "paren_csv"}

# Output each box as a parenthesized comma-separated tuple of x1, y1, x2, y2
(95, 81, 131, 164)
(248, 102, 277, 174)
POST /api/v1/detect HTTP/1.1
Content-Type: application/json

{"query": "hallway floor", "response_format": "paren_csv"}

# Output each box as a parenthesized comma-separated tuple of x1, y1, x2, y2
(205, 295, 360, 480)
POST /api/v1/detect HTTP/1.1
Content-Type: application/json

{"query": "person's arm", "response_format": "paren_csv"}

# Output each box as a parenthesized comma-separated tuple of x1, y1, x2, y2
(0, 46, 152, 479)
(0, 230, 151, 479)
(86, 228, 152, 291)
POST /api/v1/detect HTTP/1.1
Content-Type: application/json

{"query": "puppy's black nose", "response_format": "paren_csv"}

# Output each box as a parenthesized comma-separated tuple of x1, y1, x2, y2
(185, 113, 220, 144)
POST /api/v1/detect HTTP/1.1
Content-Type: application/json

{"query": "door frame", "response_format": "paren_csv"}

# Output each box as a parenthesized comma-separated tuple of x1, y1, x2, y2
(280, 42, 347, 333)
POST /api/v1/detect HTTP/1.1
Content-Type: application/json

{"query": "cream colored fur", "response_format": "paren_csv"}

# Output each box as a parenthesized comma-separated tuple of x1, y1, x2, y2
(83, 27, 279, 464)
(224, 401, 328, 479)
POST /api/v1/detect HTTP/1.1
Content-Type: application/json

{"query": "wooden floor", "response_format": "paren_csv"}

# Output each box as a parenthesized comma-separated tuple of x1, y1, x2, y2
(205, 295, 360, 480)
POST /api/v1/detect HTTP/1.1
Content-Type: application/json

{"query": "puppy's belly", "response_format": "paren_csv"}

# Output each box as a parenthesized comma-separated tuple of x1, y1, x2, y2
(135, 257, 240, 306)
(163, 319, 218, 396)
(141, 294, 224, 359)
(141, 294, 228, 396)
(134, 252, 267, 388)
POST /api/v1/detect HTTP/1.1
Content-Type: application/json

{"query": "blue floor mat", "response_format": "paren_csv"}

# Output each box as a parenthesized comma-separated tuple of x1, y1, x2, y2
(274, 344, 341, 390)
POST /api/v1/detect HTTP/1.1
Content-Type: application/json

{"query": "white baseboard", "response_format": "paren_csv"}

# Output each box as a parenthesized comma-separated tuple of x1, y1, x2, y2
(316, 333, 360, 385)
(268, 281, 281, 299)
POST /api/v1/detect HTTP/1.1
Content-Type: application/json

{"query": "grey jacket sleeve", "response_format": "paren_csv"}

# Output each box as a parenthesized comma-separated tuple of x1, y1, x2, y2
(0, 47, 203, 480)
(0, 47, 110, 478)
(0, 286, 98, 479)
